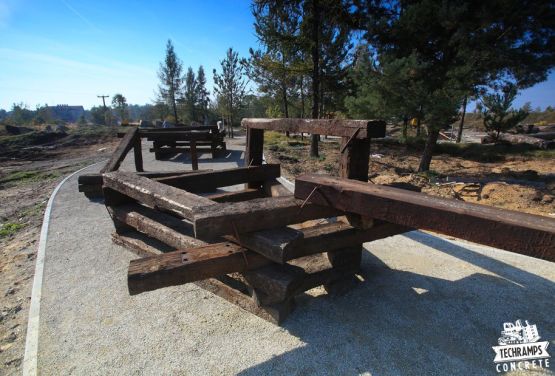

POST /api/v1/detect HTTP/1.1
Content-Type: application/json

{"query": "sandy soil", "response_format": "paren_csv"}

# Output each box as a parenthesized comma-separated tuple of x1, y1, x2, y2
(0, 140, 117, 374)
(264, 134, 555, 217)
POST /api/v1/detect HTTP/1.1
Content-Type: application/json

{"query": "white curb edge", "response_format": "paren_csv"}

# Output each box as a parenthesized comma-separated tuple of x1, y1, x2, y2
(22, 160, 106, 376)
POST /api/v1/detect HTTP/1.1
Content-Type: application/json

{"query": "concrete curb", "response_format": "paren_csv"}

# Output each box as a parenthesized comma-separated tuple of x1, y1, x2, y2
(22, 160, 106, 376)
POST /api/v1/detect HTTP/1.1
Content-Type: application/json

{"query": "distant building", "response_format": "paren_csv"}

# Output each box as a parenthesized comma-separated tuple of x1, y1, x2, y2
(47, 105, 85, 122)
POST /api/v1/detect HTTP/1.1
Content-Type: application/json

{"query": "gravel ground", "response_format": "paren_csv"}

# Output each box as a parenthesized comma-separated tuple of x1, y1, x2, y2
(34, 137, 555, 375)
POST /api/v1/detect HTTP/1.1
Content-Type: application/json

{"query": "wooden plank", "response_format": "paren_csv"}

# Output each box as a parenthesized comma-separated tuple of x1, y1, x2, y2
(144, 131, 213, 142)
(154, 164, 281, 192)
(100, 127, 138, 173)
(78, 170, 211, 187)
(103, 171, 215, 220)
(205, 188, 266, 203)
(127, 242, 270, 295)
(108, 204, 204, 249)
(192, 195, 340, 238)
(239, 221, 410, 263)
(242, 118, 386, 139)
(295, 174, 555, 261)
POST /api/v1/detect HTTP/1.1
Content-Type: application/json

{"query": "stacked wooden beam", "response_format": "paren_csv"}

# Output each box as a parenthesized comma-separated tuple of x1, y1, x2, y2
(95, 118, 397, 323)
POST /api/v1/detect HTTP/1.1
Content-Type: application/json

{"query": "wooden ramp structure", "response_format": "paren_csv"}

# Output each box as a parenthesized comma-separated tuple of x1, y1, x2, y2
(78, 118, 554, 325)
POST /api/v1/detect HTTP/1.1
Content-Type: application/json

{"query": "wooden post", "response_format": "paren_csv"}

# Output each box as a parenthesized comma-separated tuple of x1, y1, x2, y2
(245, 126, 264, 189)
(190, 141, 198, 171)
(327, 126, 371, 277)
(133, 134, 144, 172)
(245, 127, 264, 167)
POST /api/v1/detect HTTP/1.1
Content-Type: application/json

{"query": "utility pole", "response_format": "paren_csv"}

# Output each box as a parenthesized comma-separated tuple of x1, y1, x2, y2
(97, 95, 109, 109)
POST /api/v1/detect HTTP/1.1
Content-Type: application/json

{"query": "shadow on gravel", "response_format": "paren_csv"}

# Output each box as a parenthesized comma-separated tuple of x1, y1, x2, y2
(238, 231, 555, 376)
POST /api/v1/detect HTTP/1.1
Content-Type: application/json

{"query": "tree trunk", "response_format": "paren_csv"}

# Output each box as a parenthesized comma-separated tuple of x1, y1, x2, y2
(402, 116, 408, 138)
(310, 0, 320, 158)
(416, 105, 422, 137)
(418, 127, 439, 172)
(283, 85, 290, 137)
(172, 99, 178, 124)
(456, 95, 467, 143)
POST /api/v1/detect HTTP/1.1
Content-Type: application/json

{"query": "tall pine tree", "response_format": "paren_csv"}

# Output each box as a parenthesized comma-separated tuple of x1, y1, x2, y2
(157, 40, 184, 123)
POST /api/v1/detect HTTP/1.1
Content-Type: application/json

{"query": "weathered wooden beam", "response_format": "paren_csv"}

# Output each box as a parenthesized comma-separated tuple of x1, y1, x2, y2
(239, 221, 410, 263)
(242, 118, 386, 139)
(103, 171, 215, 220)
(205, 188, 266, 203)
(154, 164, 281, 192)
(192, 195, 340, 238)
(244, 127, 264, 167)
(133, 135, 144, 172)
(78, 170, 211, 188)
(127, 242, 270, 295)
(144, 131, 213, 142)
(295, 174, 555, 261)
(108, 204, 204, 249)
(100, 127, 138, 173)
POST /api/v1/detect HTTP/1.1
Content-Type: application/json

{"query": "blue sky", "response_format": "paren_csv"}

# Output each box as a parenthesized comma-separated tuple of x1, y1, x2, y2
(1, 0, 554, 110)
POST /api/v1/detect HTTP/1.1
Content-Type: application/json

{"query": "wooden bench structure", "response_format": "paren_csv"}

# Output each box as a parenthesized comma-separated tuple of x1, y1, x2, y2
(79, 117, 554, 325)
(118, 125, 226, 166)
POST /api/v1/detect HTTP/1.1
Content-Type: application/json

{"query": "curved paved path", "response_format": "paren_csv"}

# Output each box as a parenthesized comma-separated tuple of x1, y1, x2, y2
(30, 137, 554, 375)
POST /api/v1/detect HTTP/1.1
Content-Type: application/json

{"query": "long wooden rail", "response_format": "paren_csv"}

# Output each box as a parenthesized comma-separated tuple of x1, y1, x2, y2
(295, 174, 555, 262)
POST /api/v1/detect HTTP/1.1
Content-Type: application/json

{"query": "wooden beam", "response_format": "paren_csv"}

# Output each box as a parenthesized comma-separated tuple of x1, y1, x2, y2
(103, 171, 215, 220)
(133, 135, 144, 172)
(295, 174, 555, 261)
(78, 170, 211, 187)
(192, 195, 340, 238)
(108, 204, 204, 249)
(205, 188, 266, 203)
(100, 127, 138, 173)
(127, 242, 270, 295)
(242, 118, 386, 139)
(239, 221, 410, 263)
(154, 164, 281, 192)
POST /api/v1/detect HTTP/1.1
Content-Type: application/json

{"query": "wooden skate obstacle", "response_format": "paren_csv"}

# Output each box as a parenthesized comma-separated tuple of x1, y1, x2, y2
(82, 117, 553, 325)
(97, 118, 392, 324)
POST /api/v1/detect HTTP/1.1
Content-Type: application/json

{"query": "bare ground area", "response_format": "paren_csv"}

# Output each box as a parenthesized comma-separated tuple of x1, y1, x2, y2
(264, 130, 555, 217)
(0, 138, 118, 374)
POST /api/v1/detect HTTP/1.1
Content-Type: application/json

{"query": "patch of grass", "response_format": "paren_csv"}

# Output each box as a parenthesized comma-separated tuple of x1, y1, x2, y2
(0, 170, 62, 187)
(0, 222, 25, 238)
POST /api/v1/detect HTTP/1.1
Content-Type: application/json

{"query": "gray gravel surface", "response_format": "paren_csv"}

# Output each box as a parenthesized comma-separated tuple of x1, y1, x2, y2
(36, 137, 555, 375)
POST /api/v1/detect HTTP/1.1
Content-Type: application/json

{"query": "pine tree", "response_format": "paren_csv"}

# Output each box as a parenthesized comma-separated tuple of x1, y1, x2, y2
(111, 93, 128, 123)
(482, 85, 529, 140)
(359, 0, 555, 171)
(157, 40, 184, 123)
(195, 66, 210, 124)
(183, 67, 197, 123)
(213, 48, 248, 138)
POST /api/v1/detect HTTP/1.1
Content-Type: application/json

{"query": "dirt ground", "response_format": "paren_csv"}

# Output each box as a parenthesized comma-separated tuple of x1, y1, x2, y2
(0, 139, 117, 374)
(264, 131, 555, 217)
